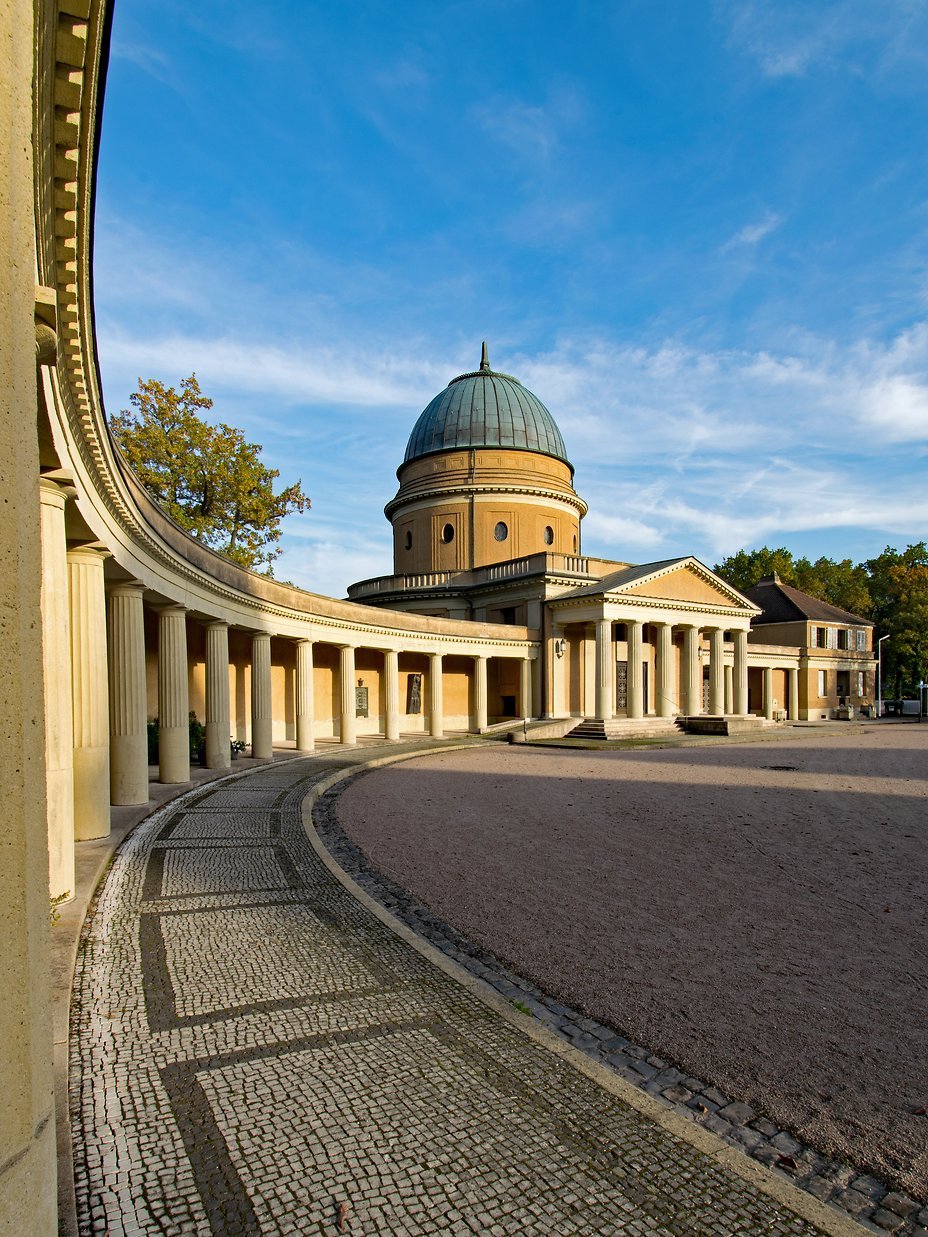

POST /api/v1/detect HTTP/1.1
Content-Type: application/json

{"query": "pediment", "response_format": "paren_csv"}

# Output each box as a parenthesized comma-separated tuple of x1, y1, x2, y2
(618, 561, 747, 609)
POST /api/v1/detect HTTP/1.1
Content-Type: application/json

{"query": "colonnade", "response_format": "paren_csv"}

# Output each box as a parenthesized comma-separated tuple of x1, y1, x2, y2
(554, 617, 751, 722)
(38, 494, 536, 902)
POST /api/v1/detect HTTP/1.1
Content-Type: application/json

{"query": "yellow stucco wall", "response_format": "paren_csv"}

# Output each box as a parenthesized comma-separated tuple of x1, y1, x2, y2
(625, 567, 739, 607)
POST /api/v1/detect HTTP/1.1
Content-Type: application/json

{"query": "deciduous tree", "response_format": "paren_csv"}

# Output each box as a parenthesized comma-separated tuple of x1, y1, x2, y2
(110, 375, 309, 573)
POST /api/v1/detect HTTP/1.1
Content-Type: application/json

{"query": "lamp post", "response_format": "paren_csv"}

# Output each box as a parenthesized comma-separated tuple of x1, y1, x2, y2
(877, 634, 889, 718)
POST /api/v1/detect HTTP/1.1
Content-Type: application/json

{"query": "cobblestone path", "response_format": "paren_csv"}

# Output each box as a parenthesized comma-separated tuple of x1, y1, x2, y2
(71, 751, 835, 1235)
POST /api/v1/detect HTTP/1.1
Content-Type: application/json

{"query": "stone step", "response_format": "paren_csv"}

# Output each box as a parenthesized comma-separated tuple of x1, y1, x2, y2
(567, 717, 685, 741)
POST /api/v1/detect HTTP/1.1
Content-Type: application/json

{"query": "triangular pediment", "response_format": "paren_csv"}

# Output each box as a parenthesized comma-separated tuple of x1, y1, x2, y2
(615, 559, 752, 609)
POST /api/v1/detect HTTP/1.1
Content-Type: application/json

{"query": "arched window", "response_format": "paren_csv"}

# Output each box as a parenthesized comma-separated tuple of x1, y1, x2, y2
(494, 521, 508, 542)
(573, 533, 578, 553)
(404, 530, 412, 550)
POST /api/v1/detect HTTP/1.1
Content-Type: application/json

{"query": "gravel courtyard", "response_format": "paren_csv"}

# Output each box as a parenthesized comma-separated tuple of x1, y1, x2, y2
(336, 725, 928, 1198)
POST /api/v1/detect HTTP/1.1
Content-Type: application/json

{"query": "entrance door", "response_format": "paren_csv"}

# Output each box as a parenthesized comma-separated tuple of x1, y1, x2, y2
(702, 669, 710, 712)
(615, 660, 628, 715)
(642, 662, 649, 714)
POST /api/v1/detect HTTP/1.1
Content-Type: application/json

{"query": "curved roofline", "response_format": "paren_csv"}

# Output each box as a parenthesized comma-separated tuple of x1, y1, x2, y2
(397, 441, 575, 479)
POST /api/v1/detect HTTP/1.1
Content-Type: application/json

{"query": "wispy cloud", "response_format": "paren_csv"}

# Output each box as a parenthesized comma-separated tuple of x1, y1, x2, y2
(724, 0, 928, 83)
(722, 210, 784, 250)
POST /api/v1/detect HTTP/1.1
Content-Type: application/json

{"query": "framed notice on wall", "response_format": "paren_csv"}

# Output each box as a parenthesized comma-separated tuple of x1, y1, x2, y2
(407, 673, 422, 714)
(355, 686, 369, 718)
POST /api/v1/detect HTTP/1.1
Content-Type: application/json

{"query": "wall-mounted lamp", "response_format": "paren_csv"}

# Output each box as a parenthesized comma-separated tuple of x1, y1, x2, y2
(554, 638, 567, 658)
(357, 677, 364, 687)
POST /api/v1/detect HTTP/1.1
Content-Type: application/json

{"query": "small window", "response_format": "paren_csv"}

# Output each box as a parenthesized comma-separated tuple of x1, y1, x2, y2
(494, 521, 508, 542)
(837, 629, 849, 650)
(856, 629, 867, 651)
(573, 534, 578, 553)
(441, 523, 454, 543)
(543, 525, 554, 545)
(818, 670, 827, 698)
(404, 530, 412, 550)
(857, 671, 865, 696)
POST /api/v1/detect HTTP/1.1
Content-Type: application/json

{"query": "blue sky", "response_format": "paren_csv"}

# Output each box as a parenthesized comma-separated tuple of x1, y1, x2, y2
(94, 0, 928, 597)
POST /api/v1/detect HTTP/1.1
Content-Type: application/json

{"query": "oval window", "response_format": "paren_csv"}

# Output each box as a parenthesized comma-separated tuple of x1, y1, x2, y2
(494, 521, 508, 542)
(543, 525, 554, 545)
(404, 530, 412, 550)
(441, 523, 455, 543)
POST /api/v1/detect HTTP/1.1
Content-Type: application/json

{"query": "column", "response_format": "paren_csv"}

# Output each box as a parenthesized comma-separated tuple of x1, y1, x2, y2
(205, 622, 231, 768)
(158, 605, 189, 784)
(39, 479, 74, 898)
(295, 639, 315, 751)
(655, 622, 676, 717)
(551, 629, 567, 717)
(108, 582, 149, 804)
(339, 645, 357, 745)
(384, 649, 400, 741)
(682, 624, 701, 715)
(594, 617, 614, 721)
(251, 632, 273, 759)
(474, 654, 488, 730)
(707, 627, 725, 715)
(733, 629, 749, 715)
(763, 666, 775, 720)
(69, 546, 111, 837)
(520, 656, 533, 721)
(627, 620, 644, 719)
(429, 652, 444, 738)
(583, 624, 596, 718)
(788, 666, 799, 721)
(724, 664, 734, 716)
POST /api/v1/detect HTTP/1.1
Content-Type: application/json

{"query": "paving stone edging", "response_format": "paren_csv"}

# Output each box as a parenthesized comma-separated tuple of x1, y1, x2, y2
(310, 762, 927, 1237)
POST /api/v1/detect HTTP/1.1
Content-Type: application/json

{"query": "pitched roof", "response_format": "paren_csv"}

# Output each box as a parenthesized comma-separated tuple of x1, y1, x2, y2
(554, 556, 756, 609)
(742, 575, 871, 626)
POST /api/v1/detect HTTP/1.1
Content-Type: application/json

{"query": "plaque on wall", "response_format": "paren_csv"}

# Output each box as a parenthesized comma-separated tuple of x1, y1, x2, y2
(616, 660, 628, 712)
(407, 673, 422, 714)
(355, 686, 369, 718)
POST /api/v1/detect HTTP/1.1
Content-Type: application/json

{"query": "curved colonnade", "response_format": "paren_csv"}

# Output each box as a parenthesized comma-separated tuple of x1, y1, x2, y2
(2, 2, 535, 1227)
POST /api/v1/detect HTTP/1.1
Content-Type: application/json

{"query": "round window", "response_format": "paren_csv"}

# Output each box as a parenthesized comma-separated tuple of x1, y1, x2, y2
(404, 530, 412, 550)
(543, 525, 554, 545)
(494, 521, 508, 542)
(441, 523, 455, 543)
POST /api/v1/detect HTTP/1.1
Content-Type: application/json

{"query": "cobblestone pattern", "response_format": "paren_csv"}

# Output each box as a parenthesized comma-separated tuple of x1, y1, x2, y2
(73, 751, 835, 1235)
(317, 776, 927, 1237)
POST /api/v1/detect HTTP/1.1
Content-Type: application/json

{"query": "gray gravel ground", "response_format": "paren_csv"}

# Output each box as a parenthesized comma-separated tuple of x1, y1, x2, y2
(336, 724, 928, 1199)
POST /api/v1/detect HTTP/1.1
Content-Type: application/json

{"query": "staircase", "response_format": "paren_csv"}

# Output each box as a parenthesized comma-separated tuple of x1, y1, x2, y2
(567, 716, 686, 741)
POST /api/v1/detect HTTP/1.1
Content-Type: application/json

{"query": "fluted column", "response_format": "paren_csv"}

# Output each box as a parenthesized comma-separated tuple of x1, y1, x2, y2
(788, 666, 799, 721)
(69, 546, 111, 837)
(296, 639, 315, 751)
(40, 479, 74, 897)
(251, 632, 273, 759)
(521, 657, 533, 721)
(655, 622, 676, 717)
(205, 622, 231, 768)
(763, 666, 775, 720)
(108, 582, 149, 804)
(724, 664, 734, 716)
(384, 649, 400, 741)
(593, 618, 614, 721)
(429, 652, 444, 738)
(733, 629, 749, 715)
(474, 655, 488, 730)
(707, 627, 725, 715)
(339, 645, 357, 745)
(682, 624, 701, 715)
(158, 605, 189, 784)
(627, 620, 644, 719)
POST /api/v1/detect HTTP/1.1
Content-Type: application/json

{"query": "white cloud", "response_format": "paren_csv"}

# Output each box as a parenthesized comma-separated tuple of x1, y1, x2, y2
(723, 210, 784, 250)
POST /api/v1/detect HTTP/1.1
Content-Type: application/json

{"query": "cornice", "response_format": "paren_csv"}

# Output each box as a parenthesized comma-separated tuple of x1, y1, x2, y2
(386, 483, 588, 519)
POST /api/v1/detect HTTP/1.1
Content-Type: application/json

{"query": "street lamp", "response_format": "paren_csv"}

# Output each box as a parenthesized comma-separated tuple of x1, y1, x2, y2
(877, 634, 890, 718)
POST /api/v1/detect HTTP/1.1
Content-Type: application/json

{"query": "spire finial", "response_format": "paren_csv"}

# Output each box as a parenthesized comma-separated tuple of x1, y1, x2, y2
(480, 341, 490, 372)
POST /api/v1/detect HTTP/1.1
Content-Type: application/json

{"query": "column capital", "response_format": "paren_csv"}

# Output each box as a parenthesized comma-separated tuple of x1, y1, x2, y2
(38, 475, 68, 508)
(205, 617, 229, 631)
(108, 579, 146, 598)
(66, 542, 110, 563)
(156, 601, 188, 616)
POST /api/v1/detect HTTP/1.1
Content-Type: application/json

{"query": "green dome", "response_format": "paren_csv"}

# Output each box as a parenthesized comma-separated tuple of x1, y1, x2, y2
(403, 344, 570, 468)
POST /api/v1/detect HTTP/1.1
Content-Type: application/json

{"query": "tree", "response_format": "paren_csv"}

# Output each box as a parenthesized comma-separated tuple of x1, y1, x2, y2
(714, 546, 870, 615)
(110, 375, 309, 572)
(865, 543, 928, 697)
